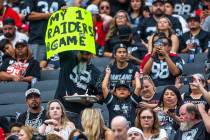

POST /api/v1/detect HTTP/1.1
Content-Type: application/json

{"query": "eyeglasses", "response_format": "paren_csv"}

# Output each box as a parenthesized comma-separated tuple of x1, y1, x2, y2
(100, 5, 110, 10)
(140, 116, 153, 120)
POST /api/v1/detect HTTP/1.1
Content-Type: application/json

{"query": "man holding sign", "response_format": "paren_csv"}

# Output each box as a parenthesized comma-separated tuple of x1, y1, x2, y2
(46, 7, 100, 128)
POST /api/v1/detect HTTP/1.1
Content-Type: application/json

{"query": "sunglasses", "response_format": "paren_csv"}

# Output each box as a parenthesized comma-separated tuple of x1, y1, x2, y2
(140, 116, 153, 120)
(100, 5, 110, 10)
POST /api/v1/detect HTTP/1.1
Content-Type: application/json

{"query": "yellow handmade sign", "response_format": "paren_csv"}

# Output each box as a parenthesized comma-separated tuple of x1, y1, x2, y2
(45, 7, 95, 59)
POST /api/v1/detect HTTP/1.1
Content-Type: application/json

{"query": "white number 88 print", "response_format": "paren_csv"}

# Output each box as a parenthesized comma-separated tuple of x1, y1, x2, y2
(151, 62, 169, 79)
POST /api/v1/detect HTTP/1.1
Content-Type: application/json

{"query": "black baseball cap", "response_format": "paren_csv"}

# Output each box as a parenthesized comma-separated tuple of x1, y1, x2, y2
(113, 43, 127, 53)
(15, 39, 28, 48)
(115, 80, 130, 90)
(152, 0, 165, 5)
(118, 25, 132, 36)
(187, 14, 200, 22)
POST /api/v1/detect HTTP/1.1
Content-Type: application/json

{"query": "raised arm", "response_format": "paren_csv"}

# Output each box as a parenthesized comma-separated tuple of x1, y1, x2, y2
(134, 72, 141, 96)
(102, 67, 111, 98)
(198, 104, 210, 133)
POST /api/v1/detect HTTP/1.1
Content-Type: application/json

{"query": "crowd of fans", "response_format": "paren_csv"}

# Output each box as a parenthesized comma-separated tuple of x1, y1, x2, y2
(0, 0, 210, 140)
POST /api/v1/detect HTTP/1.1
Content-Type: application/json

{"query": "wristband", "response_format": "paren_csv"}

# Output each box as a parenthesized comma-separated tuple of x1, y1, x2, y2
(43, 122, 48, 126)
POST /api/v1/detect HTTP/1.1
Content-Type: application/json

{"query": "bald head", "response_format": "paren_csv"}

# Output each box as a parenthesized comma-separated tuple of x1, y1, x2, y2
(111, 116, 129, 140)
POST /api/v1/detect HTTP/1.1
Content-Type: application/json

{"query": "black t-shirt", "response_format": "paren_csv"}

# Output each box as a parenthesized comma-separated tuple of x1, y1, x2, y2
(104, 93, 141, 126)
(55, 51, 101, 113)
(17, 109, 46, 129)
(109, 62, 138, 90)
(108, 0, 130, 17)
(136, 15, 182, 42)
(147, 54, 183, 86)
(180, 30, 210, 53)
(183, 92, 210, 110)
(174, 121, 210, 140)
(23, 0, 65, 44)
(172, 0, 199, 19)
(0, 57, 41, 80)
(141, 92, 161, 105)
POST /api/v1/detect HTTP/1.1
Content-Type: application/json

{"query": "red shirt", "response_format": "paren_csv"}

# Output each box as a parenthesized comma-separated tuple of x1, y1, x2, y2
(140, 52, 178, 70)
(0, 128, 5, 140)
(95, 21, 108, 47)
(0, 7, 22, 28)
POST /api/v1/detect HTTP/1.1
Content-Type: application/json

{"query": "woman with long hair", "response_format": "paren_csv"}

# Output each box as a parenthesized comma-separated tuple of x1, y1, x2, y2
(106, 10, 131, 41)
(155, 86, 182, 140)
(104, 10, 132, 57)
(135, 107, 168, 140)
(128, 0, 144, 28)
(81, 108, 114, 140)
(148, 16, 179, 53)
(39, 99, 75, 140)
(182, 73, 210, 106)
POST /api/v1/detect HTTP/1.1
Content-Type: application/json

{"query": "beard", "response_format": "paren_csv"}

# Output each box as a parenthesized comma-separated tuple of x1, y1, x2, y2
(180, 121, 194, 131)
(29, 102, 40, 110)
(154, 9, 164, 17)
(4, 32, 14, 38)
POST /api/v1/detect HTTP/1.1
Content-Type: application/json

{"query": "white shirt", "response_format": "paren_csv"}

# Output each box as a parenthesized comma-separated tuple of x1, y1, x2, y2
(0, 31, 29, 47)
(144, 129, 168, 140)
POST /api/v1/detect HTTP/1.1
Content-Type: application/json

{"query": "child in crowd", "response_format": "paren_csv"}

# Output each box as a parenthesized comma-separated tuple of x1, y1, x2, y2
(102, 67, 142, 126)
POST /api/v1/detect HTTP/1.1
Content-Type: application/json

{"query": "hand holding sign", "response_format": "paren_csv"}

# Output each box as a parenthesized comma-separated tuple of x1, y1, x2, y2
(45, 7, 96, 59)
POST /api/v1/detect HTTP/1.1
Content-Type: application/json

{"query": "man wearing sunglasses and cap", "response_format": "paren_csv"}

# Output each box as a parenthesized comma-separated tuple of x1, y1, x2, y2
(141, 33, 183, 86)
(17, 88, 46, 129)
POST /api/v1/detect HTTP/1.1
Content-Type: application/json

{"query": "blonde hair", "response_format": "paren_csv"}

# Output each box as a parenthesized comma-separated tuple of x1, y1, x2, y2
(106, 10, 131, 40)
(81, 108, 106, 140)
(46, 99, 70, 128)
(20, 126, 34, 140)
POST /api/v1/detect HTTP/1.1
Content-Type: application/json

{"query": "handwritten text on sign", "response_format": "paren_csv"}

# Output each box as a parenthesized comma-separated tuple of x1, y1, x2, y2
(45, 7, 95, 59)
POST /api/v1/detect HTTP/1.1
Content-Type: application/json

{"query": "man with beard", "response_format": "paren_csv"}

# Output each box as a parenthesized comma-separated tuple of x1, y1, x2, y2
(180, 15, 210, 54)
(0, 18, 28, 47)
(55, 51, 100, 128)
(136, 0, 182, 42)
(17, 88, 46, 129)
(174, 103, 210, 140)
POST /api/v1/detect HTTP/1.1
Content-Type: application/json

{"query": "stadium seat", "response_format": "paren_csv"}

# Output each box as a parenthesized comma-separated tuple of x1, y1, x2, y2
(91, 57, 112, 72)
(41, 90, 56, 103)
(0, 103, 47, 117)
(0, 82, 28, 93)
(40, 70, 60, 81)
(195, 53, 207, 63)
(0, 103, 27, 116)
(0, 92, 25, 105)
(182, 62, 205, 75)
(178, 53, 188, 63)
(179, 85, 190, 94)
(93, 103, 109, 127)
(33, 80, 58, 91)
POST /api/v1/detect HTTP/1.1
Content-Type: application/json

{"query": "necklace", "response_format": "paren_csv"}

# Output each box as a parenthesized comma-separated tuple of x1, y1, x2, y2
(25, 106, 44, 129)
